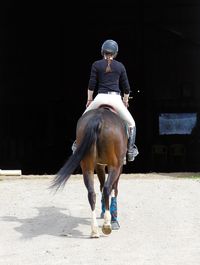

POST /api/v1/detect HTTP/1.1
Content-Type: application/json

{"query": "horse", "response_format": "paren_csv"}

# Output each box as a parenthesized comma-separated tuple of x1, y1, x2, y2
(51, 105, 128, 238)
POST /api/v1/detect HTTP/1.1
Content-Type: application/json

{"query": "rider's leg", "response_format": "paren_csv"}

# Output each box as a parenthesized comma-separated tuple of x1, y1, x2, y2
(105, 96, 139, 162)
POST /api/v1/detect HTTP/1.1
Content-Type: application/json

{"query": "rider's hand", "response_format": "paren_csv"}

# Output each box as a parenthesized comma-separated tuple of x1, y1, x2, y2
(86, 99, 93, 108)
(123, 99, 129, 108)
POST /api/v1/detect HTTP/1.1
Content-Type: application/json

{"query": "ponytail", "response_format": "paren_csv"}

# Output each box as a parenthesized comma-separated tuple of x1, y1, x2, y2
(104, 55, 113, 73)
(105, 58, 112, 73)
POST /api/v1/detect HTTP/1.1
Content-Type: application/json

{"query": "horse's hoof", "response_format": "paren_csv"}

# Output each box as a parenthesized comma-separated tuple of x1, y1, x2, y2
(111, 220, 120, 230)
(90, 227, 100, 238)
(90, 232, 100, 238)
(102, 224, 112, 235)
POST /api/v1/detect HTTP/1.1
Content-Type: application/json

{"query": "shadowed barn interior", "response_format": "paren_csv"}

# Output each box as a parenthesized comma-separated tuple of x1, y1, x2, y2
(0, 1, 200, 174)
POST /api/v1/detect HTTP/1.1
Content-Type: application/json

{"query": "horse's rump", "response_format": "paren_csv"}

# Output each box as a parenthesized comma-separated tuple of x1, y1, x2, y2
(76, 107, 128, 166)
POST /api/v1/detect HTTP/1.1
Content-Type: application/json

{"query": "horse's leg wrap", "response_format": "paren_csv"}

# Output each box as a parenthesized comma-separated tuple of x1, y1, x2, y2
(110, 197, 120, 230)
(100, 195, 105, 218)
(110, 197, 117, 222)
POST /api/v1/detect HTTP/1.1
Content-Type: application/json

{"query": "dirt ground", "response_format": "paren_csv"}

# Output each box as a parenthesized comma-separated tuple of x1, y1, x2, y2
(0, 172, 200, 265)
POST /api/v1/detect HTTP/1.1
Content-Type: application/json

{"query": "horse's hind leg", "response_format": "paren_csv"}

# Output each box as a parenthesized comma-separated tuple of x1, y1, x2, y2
(110, 178, 120, 230)
(82, 170, 100, 238)
(95, 164, 106, 218)
(102, 168, 121, 235)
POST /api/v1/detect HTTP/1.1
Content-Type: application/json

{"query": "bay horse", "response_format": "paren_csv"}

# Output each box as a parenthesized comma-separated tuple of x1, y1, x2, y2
(51, 106, 128, 238)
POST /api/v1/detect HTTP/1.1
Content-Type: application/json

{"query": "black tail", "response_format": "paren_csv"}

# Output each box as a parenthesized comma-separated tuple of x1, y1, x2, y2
(51, 114, 102, 191)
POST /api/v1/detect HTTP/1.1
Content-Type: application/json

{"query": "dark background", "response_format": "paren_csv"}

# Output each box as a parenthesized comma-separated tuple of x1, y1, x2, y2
(0, 1, 200, 174)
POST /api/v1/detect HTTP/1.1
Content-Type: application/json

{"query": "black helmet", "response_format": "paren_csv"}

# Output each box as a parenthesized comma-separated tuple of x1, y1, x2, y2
(101, 39, 118, 57)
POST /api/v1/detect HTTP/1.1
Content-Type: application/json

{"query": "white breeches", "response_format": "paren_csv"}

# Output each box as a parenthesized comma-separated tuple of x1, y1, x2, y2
(83, 93, 135, 127)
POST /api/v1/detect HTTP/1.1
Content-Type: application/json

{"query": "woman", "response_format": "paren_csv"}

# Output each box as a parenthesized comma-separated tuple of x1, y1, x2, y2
(73, 39, 138, 162)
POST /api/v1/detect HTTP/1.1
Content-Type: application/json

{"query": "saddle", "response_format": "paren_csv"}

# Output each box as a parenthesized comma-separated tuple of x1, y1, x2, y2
(98, 104, 118, 114)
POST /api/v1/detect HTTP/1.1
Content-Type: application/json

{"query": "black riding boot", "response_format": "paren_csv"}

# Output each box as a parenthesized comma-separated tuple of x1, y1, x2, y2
(127, 127, 139, 162)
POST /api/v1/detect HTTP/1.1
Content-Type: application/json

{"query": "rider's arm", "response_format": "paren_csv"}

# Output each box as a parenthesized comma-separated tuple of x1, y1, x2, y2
(87, 89, 94, 102)
(119, 64, 131, 107)
(123, 93, 129, 103)
(123, 93, 130, 107)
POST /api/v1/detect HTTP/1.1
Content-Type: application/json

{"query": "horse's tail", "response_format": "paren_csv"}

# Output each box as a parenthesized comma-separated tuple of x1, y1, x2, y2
(50, 113, 102, 191)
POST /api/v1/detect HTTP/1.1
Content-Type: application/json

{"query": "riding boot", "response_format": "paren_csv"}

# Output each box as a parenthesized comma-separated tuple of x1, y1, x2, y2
(127, 126, 139, 162)
(71, 140, 77, 154)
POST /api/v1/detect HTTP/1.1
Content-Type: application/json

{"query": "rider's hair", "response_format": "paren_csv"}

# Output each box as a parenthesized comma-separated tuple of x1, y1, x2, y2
(105, 56, 112, 73)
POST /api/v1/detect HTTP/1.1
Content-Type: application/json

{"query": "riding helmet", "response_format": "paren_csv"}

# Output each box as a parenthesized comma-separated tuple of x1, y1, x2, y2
(101, 39, 118, 57)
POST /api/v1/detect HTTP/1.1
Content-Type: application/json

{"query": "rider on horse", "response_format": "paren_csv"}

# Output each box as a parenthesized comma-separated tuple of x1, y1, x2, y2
(73, 39, 139, 162)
